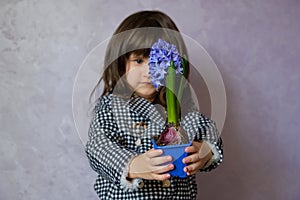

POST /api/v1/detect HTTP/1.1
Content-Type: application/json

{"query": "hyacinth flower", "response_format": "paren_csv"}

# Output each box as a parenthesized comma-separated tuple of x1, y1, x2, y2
(149, 39, 190, 146)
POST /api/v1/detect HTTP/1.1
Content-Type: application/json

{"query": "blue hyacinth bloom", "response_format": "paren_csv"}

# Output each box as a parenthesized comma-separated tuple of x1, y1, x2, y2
(148, 39, 183, 90)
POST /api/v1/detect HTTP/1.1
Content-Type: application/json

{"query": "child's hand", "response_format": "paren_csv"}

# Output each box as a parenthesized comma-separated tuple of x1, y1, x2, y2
(128, 149, 174, 181)
(182, 141, 212, 176)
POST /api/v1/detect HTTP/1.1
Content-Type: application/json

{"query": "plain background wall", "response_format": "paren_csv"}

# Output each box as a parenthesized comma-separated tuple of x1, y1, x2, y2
(1, 0, 299, 199)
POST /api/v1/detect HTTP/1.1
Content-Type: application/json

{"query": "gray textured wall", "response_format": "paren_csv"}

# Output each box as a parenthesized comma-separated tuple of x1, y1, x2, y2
(1, 0, 299, 200)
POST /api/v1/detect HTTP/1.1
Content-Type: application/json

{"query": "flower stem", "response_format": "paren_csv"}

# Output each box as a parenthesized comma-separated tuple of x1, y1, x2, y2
(166, 61, 178, 125)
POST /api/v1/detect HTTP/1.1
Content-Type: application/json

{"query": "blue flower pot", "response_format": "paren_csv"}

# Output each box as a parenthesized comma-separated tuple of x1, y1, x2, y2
(152, 139, 192, 178)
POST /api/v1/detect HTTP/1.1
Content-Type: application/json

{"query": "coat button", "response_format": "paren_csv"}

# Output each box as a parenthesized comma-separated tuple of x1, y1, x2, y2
(138, 180, 144, 188)
(162, 180, 171, 187)
(135, 138, 141, 146)
(132, 123, 137, 129)
(133, 122, 147, 130)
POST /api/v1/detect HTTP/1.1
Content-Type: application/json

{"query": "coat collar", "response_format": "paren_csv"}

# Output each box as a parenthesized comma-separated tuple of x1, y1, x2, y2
(111, 94, 165, 137)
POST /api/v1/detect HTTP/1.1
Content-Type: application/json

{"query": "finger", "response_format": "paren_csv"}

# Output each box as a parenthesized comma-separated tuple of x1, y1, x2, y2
(185, 141, 202, 153)
(185, 154, 212, 175)
(152, 164, 174, 174)
(182, 153, 199, 164)
(150, 155, 172, 166)
(185, 145, 198, 153)
(146, 149, 163, 158)
(187, 169, 197, 176)
(185, 144, 212, 159)
(152, 173, 171, 181)
(184, 161, 203, 175)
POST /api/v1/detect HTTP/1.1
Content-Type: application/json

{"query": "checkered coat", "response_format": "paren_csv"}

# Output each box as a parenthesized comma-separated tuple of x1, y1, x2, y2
(86, 93, 223, 200)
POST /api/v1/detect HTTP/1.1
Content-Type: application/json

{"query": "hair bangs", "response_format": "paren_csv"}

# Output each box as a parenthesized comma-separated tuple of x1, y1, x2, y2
(120, 28, 164, 56)
(126, 48, 151, 58)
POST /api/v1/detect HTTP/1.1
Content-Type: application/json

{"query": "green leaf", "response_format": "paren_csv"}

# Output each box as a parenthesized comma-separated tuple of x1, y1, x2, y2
(177, 56, 187, 104)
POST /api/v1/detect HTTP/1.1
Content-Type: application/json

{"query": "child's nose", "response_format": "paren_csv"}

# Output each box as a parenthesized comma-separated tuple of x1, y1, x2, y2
(144, 60, 149, 67)
(144, 62, 150, 77)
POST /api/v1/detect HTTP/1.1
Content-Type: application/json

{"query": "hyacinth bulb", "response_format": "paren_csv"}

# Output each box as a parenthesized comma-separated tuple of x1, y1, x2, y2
(155, 125, 189, 146)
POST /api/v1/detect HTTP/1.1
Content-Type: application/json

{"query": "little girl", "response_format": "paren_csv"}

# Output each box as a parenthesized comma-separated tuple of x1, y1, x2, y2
(86, 10, 223, 200)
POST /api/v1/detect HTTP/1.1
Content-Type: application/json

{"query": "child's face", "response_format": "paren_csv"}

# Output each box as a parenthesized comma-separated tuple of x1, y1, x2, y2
(126, 53, 156, 100)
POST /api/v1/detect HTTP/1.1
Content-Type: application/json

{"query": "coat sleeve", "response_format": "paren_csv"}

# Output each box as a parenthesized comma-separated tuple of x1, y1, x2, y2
(85, 97, 142, 191)
(181, 111, 223, 172)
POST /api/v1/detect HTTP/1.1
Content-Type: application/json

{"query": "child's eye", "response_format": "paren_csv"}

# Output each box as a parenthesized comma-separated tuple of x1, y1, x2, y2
(134, 59, 143, 64)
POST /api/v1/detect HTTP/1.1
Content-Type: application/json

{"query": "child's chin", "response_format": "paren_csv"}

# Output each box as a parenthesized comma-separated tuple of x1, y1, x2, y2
(134, 88, 157, 99)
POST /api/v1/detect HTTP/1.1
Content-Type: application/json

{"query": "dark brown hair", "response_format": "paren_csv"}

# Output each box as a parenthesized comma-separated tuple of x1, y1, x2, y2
(91, 10, 189, 101)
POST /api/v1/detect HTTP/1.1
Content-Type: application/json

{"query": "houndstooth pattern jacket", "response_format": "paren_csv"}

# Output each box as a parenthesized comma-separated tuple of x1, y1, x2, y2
(86, 93, 223, 200)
